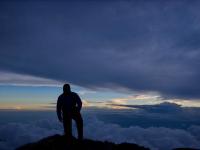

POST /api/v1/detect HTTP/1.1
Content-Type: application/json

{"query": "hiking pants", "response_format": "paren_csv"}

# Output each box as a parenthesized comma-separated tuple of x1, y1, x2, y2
(63, 111, 83, 140)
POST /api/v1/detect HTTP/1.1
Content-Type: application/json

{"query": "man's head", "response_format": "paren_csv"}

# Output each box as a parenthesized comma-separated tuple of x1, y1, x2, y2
(63, 84, 71, 93)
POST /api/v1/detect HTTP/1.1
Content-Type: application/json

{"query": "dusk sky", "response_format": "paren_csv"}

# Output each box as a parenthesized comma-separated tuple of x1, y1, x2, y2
(1, 1, 200, 149)
(1, 0, 200, 110)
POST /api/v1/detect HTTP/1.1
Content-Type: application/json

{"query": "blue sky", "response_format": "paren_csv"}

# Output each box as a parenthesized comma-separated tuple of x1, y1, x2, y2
(0, 72, 133, 110)
(0, 83, 148, 110)
(0, 71, 200, 110)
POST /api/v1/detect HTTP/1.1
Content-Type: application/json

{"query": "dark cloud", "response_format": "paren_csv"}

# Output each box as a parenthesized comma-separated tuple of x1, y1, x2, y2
(111, 102, 183, 113)
(0, 1, 200, 98)
(101, 102, 200, 130)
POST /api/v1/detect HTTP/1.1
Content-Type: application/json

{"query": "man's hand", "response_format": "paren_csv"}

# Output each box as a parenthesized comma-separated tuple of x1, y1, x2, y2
(74, 107, 80, 113)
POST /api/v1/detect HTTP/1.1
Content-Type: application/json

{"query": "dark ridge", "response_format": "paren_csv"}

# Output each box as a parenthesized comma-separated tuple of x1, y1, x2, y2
(173, 148, 200, 150)
(16, 134, 150, 150)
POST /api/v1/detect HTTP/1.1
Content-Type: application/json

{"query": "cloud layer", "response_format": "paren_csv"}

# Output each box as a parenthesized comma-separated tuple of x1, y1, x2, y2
(1, 1, 200, 98)
(0, 114, 200, 150)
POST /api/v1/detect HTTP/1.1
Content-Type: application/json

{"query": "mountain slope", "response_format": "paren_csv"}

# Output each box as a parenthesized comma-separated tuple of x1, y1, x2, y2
(16, 134, 150, 150)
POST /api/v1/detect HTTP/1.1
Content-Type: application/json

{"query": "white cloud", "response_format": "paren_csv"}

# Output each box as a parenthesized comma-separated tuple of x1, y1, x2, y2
(0, 71, 62, 87)
(0, 115, 199, 150)
(0, 119, 62, 150)
(84, 116, 200, 150)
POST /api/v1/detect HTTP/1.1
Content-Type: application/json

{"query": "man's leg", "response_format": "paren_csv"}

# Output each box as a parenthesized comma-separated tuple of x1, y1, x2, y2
(72, 111, 83, 140)
(63, 113, 72, 140)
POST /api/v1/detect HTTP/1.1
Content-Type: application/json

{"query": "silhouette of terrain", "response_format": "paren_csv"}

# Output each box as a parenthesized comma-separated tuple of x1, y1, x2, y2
(173, 149, 199, 150)
(16, 134, 149, 150)
(16, 135, 199, 150)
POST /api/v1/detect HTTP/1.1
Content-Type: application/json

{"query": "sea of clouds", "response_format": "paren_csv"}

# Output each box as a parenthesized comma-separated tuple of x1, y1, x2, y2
(0, 108, 200, 150)
(0, 117, 199, 150)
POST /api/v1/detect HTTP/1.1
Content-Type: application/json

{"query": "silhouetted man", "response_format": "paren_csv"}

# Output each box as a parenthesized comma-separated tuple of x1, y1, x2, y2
(57, 84, 83, 140)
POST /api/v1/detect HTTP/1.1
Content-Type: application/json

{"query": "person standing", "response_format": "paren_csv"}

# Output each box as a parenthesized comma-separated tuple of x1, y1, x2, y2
(57, 84, 83, 140)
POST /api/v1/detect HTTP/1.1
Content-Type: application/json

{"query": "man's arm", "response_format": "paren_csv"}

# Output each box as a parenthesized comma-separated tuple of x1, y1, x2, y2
(75, 93, 82, 112)
(56, 96, 62, 122)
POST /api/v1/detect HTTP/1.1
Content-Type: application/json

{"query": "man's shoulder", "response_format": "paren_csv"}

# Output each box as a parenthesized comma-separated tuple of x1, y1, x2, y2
(71, 92, 78, 96)
(58, 93, 64, 99)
